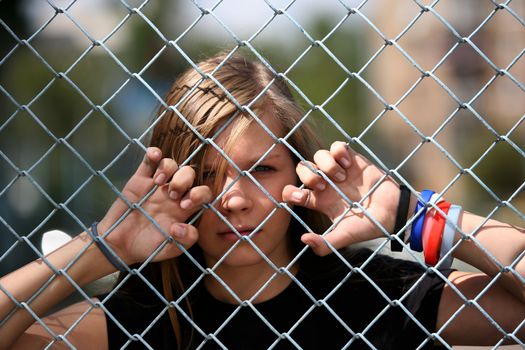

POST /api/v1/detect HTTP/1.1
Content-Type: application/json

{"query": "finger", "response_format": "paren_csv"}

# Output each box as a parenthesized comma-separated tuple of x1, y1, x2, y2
(168, 223, 199, 249)
(282, 184, 316, 211)
(329, 141, 352, 169)
(300, 230, 349, 257)
(296, 161, 326, 191)
(168, 166, 196, 200)
(313, 149, 346, 183)
(153, 158, 179, 186)
(136, 147, 162, 178)
(179, 185, 213, 211)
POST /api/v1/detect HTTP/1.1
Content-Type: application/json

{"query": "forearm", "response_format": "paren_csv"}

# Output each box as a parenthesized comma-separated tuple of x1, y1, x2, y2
(453, 211, 525, 302)
(406, 193, 525, 302)
(0, 231, 116, 349)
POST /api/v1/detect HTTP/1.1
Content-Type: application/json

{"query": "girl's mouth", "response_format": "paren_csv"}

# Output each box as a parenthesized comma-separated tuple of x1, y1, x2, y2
(217, 229, 258, 241)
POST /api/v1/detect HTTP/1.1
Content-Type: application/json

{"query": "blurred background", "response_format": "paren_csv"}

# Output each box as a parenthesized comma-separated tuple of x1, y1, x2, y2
(0, 0, 524, 277)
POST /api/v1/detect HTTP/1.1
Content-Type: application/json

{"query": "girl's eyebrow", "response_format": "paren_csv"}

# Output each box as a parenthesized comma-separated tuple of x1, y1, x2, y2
(248, 153, 282, 163)
(203, 153, 283, 169)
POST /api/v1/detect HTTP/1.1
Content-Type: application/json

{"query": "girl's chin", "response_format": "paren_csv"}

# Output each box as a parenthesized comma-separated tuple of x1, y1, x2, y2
(204, 247, 271, 269)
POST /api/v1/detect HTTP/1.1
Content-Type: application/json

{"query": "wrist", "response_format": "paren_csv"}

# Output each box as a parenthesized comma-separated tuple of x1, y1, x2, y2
(390, 184, 412, 251)
(66, 232, 120, 284)
(87, 223, 130, 272)
(95, 220, 133, 263)
(408, 192, 418, 223)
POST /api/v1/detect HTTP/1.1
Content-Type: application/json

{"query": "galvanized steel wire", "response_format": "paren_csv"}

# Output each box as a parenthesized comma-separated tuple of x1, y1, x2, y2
(1, 0, 524, 349)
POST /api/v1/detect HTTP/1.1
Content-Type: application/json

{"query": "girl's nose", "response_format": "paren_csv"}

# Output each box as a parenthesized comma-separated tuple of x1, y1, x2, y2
(219, 178, 253, 213)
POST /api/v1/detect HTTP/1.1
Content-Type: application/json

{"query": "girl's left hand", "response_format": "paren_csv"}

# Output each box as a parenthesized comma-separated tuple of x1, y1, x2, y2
(282, 141, 401, 256)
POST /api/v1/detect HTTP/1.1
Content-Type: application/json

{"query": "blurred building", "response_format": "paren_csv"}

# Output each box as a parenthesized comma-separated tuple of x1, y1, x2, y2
(370, 1, 524, 215)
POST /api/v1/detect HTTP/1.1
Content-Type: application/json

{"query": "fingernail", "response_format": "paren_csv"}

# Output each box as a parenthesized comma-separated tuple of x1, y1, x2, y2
(335, 172, 346, 182)
(306, 240, 318, 249)
(154, 173, 166, 185)
(169, 191, 179, 200)
(149, 148, 160, 158)
(180, 198, 192, 209)
(316, 182, 326, 191)
(172, 224, 186, 238)
(340, 157, 351, 169)
(292, 191, 304, 202)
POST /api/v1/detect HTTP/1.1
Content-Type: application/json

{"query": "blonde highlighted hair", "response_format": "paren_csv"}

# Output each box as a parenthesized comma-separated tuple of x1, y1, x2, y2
(147, 51, 329, 349)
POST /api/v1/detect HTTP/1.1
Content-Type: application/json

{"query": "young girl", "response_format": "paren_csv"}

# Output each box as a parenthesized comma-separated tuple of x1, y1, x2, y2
(1, 53, 524, 350)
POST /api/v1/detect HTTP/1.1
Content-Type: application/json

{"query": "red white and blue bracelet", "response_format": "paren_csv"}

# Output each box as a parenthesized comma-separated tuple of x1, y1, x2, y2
(399, 189, 462, 267)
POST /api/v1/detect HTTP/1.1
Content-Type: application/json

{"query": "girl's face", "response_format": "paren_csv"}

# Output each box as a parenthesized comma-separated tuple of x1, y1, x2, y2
(196, 115, 298, 269)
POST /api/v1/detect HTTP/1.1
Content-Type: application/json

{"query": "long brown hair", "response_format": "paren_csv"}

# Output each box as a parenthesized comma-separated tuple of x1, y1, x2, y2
(148, 51, 329, 349)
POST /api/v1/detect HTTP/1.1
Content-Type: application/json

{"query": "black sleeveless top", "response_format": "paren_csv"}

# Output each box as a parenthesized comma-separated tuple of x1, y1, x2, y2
(99, 249, 452, 349)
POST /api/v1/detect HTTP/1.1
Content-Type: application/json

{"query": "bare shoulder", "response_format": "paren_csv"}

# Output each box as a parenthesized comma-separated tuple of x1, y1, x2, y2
(11, 298, 108, 350)
(437, 271, 525, 346)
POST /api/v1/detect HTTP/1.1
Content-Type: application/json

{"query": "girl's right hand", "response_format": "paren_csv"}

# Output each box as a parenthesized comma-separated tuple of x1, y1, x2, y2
(97, 147, 212, 266)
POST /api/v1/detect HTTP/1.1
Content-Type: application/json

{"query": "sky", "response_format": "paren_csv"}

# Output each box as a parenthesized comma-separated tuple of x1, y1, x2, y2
(25, 0, 366, 48)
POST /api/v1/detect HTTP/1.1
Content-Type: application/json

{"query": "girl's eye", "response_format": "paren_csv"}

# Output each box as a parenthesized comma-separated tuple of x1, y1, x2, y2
(202, 171, 216, 181)
(253, 165, 275, 173)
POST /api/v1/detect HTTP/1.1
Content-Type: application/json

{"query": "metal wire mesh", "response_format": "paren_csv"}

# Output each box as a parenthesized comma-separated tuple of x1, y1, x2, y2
(0, 0, 524, 349)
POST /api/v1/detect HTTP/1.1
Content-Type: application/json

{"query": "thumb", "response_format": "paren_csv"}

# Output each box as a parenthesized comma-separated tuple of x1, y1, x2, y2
(169, 223, 199, 248)
(283, 185, 316, 210)
(300, 230, 349, 257)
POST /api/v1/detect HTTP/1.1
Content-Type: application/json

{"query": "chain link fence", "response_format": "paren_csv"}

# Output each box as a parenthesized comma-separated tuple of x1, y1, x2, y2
(1, 0, 524, 349)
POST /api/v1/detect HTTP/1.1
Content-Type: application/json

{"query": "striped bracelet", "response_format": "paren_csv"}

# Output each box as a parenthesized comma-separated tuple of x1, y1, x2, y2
(410, 190, 435, 252)
(439, 204, 462, 269)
